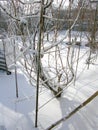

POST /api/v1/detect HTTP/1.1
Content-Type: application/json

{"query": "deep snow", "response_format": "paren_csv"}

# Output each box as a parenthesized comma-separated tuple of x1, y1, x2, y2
(0, 30, 98, 130)
(0, 58, 98, 130)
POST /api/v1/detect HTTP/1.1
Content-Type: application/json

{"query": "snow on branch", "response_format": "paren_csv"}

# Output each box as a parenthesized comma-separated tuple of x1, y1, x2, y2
(18, 0, 41, 4)
(44, 0, 53, 9)
(18, 0, 41, 5)
(43, 15, 73, 22)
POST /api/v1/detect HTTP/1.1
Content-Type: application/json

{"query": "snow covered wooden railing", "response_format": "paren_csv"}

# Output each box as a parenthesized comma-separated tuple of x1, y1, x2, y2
(46, 91, 98, 130)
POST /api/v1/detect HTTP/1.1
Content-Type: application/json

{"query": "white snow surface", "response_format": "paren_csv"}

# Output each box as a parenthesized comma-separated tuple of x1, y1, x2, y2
(0, 57, 98, 130)
(0, 31, 98, 130)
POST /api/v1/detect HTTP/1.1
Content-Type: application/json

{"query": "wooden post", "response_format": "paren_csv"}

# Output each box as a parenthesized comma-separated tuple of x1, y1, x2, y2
(13, 39, 18, 98)
(35, 0, 44, 127)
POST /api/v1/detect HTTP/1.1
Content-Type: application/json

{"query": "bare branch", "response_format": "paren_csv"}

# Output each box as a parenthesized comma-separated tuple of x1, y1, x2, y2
(0, 4, 20, 21)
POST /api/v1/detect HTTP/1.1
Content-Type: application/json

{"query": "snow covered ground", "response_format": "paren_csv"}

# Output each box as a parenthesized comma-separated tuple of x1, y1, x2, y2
(0, 70, 37, 130)
(0, 56, 98, 130)
(38, 64, 98, 130)
(0, 30, 98, 130)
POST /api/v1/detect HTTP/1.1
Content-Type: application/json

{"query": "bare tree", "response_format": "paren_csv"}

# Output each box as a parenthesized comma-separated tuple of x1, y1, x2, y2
(0, 0, 98, 98)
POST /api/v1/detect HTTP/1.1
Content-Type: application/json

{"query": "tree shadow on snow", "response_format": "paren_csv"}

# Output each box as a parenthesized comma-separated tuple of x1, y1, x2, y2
(56, 97, 96, 130)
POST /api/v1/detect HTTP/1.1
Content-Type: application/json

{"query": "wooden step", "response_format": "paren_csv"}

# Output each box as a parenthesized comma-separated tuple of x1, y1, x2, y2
(0, 47, 11, 75)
